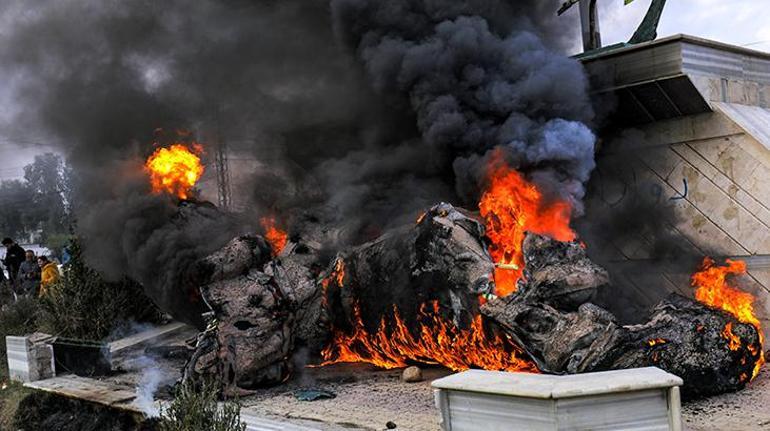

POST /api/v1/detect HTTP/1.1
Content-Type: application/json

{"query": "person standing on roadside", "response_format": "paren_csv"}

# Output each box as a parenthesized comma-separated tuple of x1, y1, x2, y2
(38, 255, 59, 297)
(18, 250, 40, 297)
(2, 238, 25, 290)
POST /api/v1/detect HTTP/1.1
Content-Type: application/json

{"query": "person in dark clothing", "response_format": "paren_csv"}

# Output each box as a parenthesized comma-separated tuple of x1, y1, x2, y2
(18, 250, 41, 297)
(2, 238, 25, 288)
(0, 255, 13, 303)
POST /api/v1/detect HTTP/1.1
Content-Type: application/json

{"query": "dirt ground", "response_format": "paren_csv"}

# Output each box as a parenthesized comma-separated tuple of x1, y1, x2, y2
(683, 367, 770, 431)
(243, 363, 770, 431)
(99, 331, 770, 431)
(243, 364, 449, 431)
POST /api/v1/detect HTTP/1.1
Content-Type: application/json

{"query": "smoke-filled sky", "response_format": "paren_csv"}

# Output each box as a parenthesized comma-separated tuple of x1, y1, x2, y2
(0, 0, 595, 322)
(0, 0, 764, 324)
(1, 0, 767, 180)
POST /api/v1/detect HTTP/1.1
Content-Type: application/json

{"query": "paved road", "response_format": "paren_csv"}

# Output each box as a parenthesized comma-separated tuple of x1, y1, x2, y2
(241, 412, 321, 431)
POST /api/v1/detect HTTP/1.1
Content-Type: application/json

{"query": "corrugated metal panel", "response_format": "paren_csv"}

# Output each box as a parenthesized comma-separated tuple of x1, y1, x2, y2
(556, 390, 670, 431)
(447, 391, 556, 431)
(681, 43, 747, 81)
(582, 35, 770, 89)
(441, 389, 674, 431)
(7, 336, 31, 382)
(713, 102, 770, 151)
(682, 43, 770, 85)
(582, 39, 684, 89)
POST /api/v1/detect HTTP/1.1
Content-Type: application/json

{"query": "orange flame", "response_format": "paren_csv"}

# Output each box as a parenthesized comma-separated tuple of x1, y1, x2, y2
(260, 217, 288, 256)
(145, 144, 204, 199)
(722, 322, 742, 351)
(320, 258, 346, 308)
(479, 155, 576, 296)
(647, 338, 667, 347)
(319, 300, 536, 372)
(692, 257, 764, 379)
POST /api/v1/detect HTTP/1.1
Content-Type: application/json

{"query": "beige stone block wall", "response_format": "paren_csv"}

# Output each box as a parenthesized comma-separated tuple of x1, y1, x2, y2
(690, 75, 770, 108)
(629, 114, 770, 336)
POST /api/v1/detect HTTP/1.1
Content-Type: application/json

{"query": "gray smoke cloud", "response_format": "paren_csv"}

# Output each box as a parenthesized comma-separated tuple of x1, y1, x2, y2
(329, 0, 596, 212)
(134, 355, 162, 418)
(0, 0, 595, 323)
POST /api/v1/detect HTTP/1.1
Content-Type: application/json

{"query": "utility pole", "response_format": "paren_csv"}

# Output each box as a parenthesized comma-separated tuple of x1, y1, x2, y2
(579, 0, 601, 52)
(558, 0, 601, 52)
(214, 108, 232, 210)
(215, 141, 231, 210)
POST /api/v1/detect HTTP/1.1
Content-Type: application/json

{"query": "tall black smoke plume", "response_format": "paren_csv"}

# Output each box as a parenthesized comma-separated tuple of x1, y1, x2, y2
(329, 0, 596, 209)
(0, 0, 594, 324)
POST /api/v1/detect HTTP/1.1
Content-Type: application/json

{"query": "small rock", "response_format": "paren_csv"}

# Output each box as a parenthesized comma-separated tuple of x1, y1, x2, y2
(401, 366, 423, 383)
(386, 421, 397, 429)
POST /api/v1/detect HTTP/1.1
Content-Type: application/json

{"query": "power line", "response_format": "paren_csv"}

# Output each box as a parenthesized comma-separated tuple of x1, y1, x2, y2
(741, 40, 770, 48)
(0, 139, 55, 148)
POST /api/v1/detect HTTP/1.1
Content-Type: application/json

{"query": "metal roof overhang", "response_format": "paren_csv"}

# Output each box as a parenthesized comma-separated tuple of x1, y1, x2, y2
(579, 34, 770, 126)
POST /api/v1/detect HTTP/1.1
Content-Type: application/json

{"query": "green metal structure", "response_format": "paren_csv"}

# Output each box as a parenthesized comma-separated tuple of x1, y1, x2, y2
(558, 0, 668, 51)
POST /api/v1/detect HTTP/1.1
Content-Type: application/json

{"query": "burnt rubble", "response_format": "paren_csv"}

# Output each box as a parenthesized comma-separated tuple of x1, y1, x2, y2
(482, 234, 762, 398)
(184, 236, 295, 393)
(617, 295, 762, 398)
(183, 203, 762, 398)
(325, 202, 495, 334)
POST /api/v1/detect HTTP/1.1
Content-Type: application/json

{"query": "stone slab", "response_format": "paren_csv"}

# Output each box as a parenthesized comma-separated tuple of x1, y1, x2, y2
(431, 367, 683, 400)
(25, 375, 137, 407)
(108, 322, 190, 355)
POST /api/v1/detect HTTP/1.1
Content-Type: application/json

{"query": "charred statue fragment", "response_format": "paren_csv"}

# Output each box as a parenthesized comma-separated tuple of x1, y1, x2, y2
(323, 203, 495, 334)
(187, 236, 303, 392)
(617, 294, 762, 398)
(482, 233, 763, 398)
(514, 234, 609, 310)
(482, 234, 620, 374)
(318, 203, 533, 372)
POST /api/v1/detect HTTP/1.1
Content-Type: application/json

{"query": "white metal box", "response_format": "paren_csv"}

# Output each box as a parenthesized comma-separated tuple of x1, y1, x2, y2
(7, 333, 56, 383)
(432, 367, 683, 431)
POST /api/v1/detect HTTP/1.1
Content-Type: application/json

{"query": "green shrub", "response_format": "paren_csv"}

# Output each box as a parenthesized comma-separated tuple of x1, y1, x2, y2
(37, 240, 161, 341)
(0, 297, 40, 379)
(158, 381, 246, 431)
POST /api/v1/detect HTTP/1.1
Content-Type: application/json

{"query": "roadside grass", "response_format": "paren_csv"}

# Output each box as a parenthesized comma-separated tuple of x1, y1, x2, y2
(0, 381, 31, 430)
(158, 381, 247, 431)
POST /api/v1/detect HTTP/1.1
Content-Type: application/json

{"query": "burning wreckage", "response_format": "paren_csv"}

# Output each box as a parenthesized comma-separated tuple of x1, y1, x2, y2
(5, 1, 770, 429)
(146, 144, 764, 400)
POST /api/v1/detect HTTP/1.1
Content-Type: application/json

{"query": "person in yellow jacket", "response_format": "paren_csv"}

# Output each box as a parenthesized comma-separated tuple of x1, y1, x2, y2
(37, 256, 60, 297)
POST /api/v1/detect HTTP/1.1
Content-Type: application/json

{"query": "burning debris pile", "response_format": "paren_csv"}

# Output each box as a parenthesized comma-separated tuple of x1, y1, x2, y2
(132, 117, 764, 400)
(137, 137, 764, 399)
(176, 196, 762, 398)
(317, 203, 535, 373)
